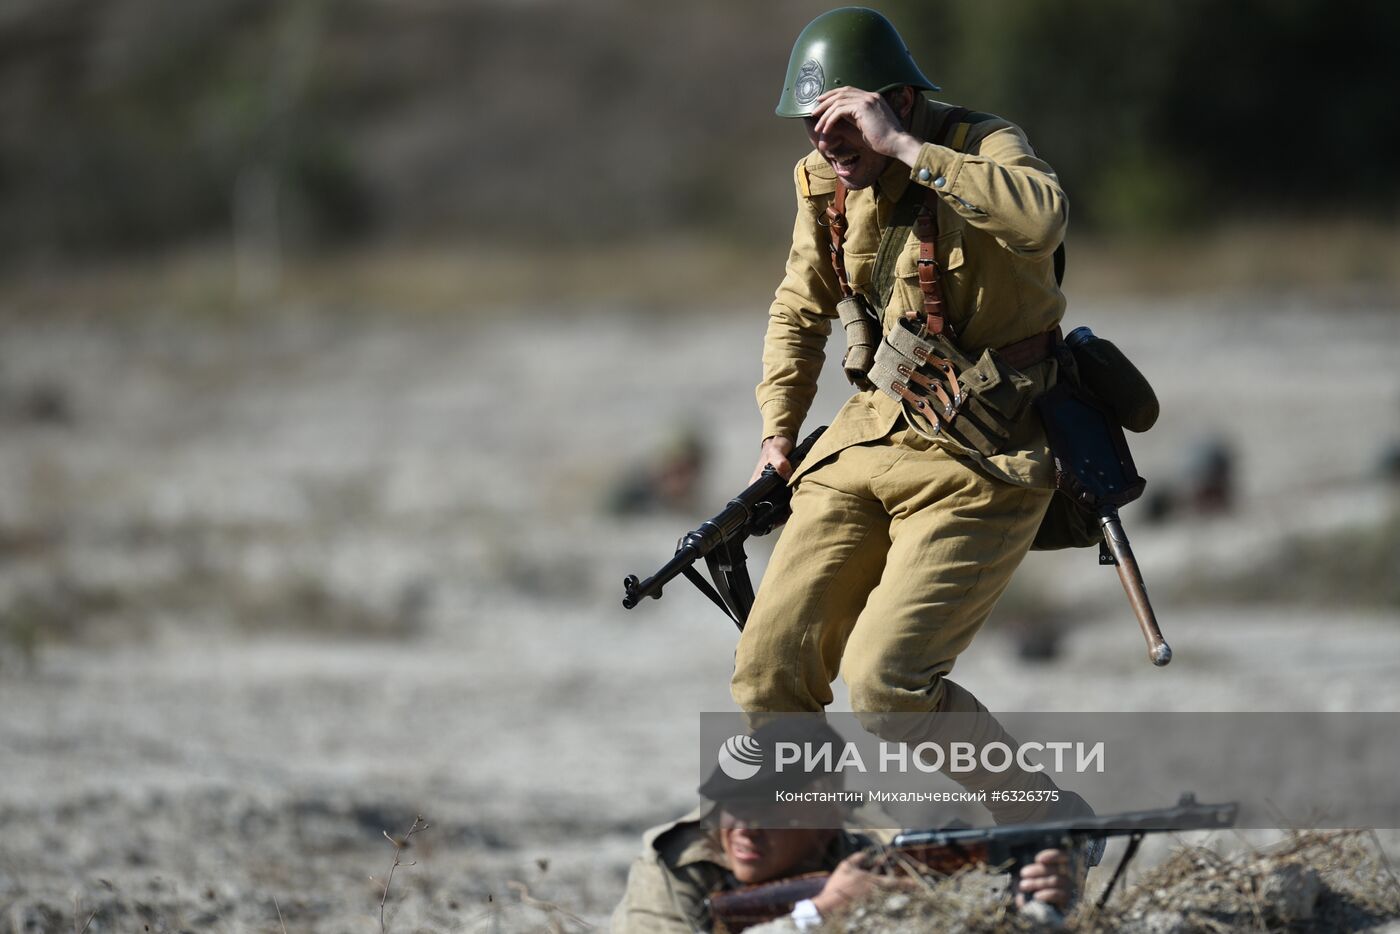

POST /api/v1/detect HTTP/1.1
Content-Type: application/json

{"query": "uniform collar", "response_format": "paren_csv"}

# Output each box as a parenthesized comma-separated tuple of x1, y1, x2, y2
(645, 806, 727, 870)
(675, 831, 726, 869)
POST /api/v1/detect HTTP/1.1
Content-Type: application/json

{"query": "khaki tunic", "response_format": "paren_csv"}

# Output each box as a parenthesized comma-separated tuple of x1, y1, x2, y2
(610, 810, 873, 934)
(732, 98, 1068, 821)
(757, 95, 1067, 489)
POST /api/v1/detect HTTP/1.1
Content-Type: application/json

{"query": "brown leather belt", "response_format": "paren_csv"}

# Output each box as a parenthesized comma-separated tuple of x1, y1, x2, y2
(996, 326, 1062, 372)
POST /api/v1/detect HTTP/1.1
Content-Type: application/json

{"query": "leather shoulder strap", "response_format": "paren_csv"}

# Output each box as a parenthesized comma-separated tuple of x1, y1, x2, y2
(829, 106, 978, 305)
(869, 105, 972, 316)
(826, 183, 853, 297)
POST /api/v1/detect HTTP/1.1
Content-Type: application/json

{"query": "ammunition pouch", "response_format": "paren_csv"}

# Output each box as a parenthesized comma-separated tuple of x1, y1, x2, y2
(868, 321, 1037, 457)
(836, 293, 880, 390)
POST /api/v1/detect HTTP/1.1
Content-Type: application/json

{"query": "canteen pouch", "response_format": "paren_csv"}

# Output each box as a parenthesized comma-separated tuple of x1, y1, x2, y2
(1064, 326, 1159, 433)
(836, 293, 881, 389)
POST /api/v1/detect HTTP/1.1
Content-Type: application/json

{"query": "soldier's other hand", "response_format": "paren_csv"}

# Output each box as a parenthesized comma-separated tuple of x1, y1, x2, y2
(1015, 848, 1073, 910)
(751, 436, 795, 484)
(811, 87, 919, 163)
(811, 852, 892, 916)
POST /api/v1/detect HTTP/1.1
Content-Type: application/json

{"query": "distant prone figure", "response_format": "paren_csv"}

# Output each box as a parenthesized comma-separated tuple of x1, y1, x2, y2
(608, 428, 710, 516)
(1186, 437, 1236, 515)
(1145, 435, 1237, 523)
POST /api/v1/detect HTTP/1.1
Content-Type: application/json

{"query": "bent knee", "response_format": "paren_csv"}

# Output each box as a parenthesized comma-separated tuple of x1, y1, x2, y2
(732, 658, 825, 713)
(845, 654, 947, 718)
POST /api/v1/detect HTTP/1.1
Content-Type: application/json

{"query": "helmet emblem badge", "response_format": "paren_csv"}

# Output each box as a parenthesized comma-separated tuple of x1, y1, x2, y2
(795, 59, 824, 105)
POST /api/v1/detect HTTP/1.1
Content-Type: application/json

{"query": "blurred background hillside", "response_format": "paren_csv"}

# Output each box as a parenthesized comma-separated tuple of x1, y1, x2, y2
(3, 0, 1399, 301)
(2, 3, 1399, 932)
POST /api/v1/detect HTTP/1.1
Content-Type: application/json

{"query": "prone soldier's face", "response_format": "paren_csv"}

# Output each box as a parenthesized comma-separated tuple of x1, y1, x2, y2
(802, 113, 888, 190)
(718, 808, 835, 884)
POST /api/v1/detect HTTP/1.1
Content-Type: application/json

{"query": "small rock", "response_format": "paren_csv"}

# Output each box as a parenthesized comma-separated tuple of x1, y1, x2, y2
(1018, 899, 1065, 929)
(741, 918, 800, 934)
(883, 893, 911, 914)
(1258, 862, 1320, 923)
(1119, 910, 1189, 934)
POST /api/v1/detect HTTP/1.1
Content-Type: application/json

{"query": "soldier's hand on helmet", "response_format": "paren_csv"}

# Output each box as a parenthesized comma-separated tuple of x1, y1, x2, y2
(811, 87, 922, 166)
(751, 436, 795, 484)
(1015, 848, 1073, 910)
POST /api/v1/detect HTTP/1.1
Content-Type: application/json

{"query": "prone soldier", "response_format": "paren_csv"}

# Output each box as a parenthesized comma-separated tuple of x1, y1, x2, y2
(611, 721, 1073, 933)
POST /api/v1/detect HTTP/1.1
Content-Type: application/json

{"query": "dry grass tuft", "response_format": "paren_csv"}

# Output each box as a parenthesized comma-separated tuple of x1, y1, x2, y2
(819, 831, 1400, 933)
(373, 814, 429, 934)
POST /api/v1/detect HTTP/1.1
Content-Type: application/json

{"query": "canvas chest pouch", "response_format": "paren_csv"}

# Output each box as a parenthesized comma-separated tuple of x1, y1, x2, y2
(836, 293, 881, 390)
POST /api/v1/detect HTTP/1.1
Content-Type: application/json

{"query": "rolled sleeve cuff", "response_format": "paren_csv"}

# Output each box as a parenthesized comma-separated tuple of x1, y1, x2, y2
(909, 142, 966, 195)
(759, 398, 803, 445)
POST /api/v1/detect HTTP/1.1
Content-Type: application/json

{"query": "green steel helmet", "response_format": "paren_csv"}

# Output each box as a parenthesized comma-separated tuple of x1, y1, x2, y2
(776, 7, 940, 118)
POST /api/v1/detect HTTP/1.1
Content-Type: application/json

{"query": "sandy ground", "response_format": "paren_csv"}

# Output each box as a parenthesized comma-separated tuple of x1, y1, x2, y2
(1, 292, 1398, 932)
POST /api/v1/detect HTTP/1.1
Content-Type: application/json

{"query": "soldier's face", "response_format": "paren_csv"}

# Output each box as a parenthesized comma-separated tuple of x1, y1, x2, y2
(718, 810, 835, 883)
(803, 115, 889, 190)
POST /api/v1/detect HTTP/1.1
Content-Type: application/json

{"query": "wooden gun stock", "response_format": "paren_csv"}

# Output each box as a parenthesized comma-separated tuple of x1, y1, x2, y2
(706, 873, 827, 933)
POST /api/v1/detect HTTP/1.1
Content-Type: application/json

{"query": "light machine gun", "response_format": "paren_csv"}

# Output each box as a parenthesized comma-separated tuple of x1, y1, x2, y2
(707, 794, 1238, 932)
(622, 427, 826, 629)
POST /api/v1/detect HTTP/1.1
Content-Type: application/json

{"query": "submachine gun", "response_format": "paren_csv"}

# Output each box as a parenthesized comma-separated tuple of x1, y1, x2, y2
(622, 427, 826, 630)
(707, 794, 1238, 932)
(624, 324, 1171, 667)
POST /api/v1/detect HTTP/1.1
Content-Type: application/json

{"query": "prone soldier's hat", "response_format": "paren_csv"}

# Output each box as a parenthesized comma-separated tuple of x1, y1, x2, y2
(699, 717, 848, 807)
(777, 7, 940, 118)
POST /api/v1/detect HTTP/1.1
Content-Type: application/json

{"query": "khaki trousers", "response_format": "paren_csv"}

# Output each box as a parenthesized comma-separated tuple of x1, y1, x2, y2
(733, 421, 1050, 713)
(731, 422, 1059, 821)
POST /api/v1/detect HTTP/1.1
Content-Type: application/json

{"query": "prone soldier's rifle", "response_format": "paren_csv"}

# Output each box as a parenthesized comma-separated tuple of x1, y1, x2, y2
(622, 426, 826, 630)
(707, 794, 1237, 933)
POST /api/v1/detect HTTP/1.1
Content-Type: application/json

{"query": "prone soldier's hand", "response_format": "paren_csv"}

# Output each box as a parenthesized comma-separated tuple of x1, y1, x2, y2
(1015, 848, 1074, 911)
(751, 436, 795, 484)
(811, 852, 889, 917)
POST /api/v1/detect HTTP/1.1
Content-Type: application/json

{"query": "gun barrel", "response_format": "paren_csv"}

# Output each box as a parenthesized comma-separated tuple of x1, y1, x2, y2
(1100, 508, 1171, 667)
(620, 425, 826, 615)
(893, 796, 1237, 849)
(622, 541, 703, 609)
